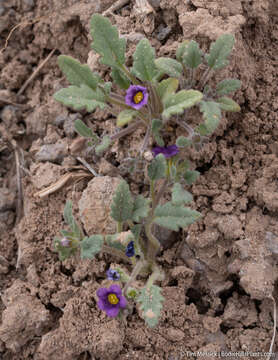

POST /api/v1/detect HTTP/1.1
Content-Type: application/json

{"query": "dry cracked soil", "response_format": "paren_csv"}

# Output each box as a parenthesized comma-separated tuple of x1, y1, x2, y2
(0, 0, 278, 359)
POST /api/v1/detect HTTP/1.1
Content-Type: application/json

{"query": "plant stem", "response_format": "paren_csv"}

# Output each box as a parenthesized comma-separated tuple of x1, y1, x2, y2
(145, 219, 161, 260)
(199, 67, 212, 89)
(146, 265, 165, 288)
(110, 121, 141, 141)
(153, 178, 168, 210)
(140, 122, 151, 155)
(150, 180, 155, 208)
(117, 222, 123, 233)
(123, 259, 145, 295)
(120, 64, 141, 85)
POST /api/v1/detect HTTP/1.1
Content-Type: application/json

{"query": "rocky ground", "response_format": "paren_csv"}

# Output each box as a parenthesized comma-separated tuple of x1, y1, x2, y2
(0, 0, 278, 359)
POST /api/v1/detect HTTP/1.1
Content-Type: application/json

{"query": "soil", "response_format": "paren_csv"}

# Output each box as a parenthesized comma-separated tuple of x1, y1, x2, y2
(0, 0, 278, 359)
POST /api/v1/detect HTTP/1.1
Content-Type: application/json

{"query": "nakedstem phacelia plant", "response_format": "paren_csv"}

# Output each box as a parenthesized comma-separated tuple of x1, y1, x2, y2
(53, 14, 241, 327)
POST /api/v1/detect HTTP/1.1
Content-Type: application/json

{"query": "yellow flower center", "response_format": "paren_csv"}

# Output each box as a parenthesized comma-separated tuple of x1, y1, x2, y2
(133, 91, 144, 104)
(108, 293, 119, 305)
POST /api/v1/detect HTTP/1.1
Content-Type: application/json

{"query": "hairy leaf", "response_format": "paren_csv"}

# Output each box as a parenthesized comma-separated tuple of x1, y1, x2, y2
(155, 57, 183, 78)
(176, 40, 190, 62)
(132, 195, 150, 222)
(162, 90, 203, 119)
(63, 201, 82, 239)
(218, 97, 241, 112)
(157, 78, 179, 103)
(110, 180, 134, 222)
(111, 68, 130, 89)
(147, 154, 167, 181)
(57, 55, 100, 89)
(154, 202, 201, 231)
(151, 119, 164, 147)
(117, 109, 138, 127)
(172, 183, 193, 206)
(54, 84, 107, 112)
(205, 34, 235, 70)
(90, 14, 126, 67)
(182, 40, 202, 69)
(74, 119, 98, 142)
(199, 101, 221, 134)
(216, 78, 241, 96)
(137, 285, 164, 328)
(176, 136, 192, 148)
(132, 39, 158, 81)
(184, 170, 200, 185)
(80, 235, 103, 259)
(130, 224, 142, 241)
(95, 135, 111, 155)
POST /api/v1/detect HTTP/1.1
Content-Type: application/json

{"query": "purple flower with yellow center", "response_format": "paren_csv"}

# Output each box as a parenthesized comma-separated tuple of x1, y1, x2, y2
(106, 269, 120, 281)
(125, 85, 148, 110)
(96, 284, 127, 317)
(152, 145, 179, 159)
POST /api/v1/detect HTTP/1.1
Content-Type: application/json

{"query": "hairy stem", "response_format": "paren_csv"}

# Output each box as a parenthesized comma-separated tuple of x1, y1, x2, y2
(117, 222, 123, 233)
(120, 64, 141, 85)
(199, 67, 212, 89)
(123, 259, 146, 295)
(140, 122, 151, 155)
(110, 121, 141, 141)
(146, 265, 165, 288)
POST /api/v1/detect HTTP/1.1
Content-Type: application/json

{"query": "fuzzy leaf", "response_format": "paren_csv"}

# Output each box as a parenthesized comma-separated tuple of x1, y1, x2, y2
(130, 224, 142, 241)
(218, 97, 240, 112)
(117, 109, 138, 127)
(176, 40, 190, 62)
(154, 202, 201, 231)
(157, 78, 179, 103)
(137, 285, 164, 327)
(74, 119, 98, 143)
(162, 90, 203, 119)
(63, 201, 82, 239)
(172, 183, 193, 205)
(176, 136, 192, 148)
(90, 14, 126, 67)
(205, 34, 235, 70)
(155, 58, 183, 78)
(199, 101, 221, 134)
(132, 39, 158, 81)
(216, 79, 241, 96)
(151, 119, 164, 147)
(184, 170, 200, 185)
(182, 40, 202, 69)
(111, 68, 131, 89)
(147, 154, 167, 181)
(54, 84, 107, 112)
(57, 55, 100, 90)
(80, 235, 103, 259)
(110, 180, 134, 222)
(95, 135, 111, 155)
(132, 195, 150, 222)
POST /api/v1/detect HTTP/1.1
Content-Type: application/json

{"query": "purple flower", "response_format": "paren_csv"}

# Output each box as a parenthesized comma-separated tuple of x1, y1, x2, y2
(97, 284, 127, 317)
(106, 269, 120, 281)
(125, 85, 148, 110)
(152, 145, 179, 159)
(125, 241, 135, 257)
(60, 238, 70, 247)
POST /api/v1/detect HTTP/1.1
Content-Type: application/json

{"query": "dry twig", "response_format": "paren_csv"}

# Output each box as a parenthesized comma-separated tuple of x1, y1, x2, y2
(102, 0, 130, 16)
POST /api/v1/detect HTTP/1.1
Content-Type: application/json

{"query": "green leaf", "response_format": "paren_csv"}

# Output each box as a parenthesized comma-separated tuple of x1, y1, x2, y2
(155, 58, 183, 78)
(74, 119, 98, 143)
(151, 119, 164, 147)
(205, 34, 235, 70)
(182, 40, 202, 69)
(162, 90, 203, 120)
(176, 136, 192, 148)
(184, 170, 200, 185)
(54, 84, 107, 112)
(63, 201, 82, 239)
(80, 235, 103, 259)
(131, 39, 158, 81)
(117, 109, 138, 127)
(57, 55, 100, 90)
(110, 180, 134, 222)
(95, 135, 111, 155)
(53, 237, 77, 261)
(132, 195, 150, 222)
(154, 202, 201, 231)
(90, 14, 126, 68)
(216, 79, 241, 96)
(137, 285, 164, 328)
(147, 154, 167, 181)
(157, 78, 179, 103)
(218, 97, 240, 112)
(176, 40, 190, 62)
(199, 101, 221, 134)
(111, 68, 131, 89)
(196, 123, 210, 136)
(172, 183, 193, 206)
(130, 224, 142, 241)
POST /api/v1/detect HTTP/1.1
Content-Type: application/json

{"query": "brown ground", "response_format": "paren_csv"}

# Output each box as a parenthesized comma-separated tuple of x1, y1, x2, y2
(0, 0, 278, 359)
